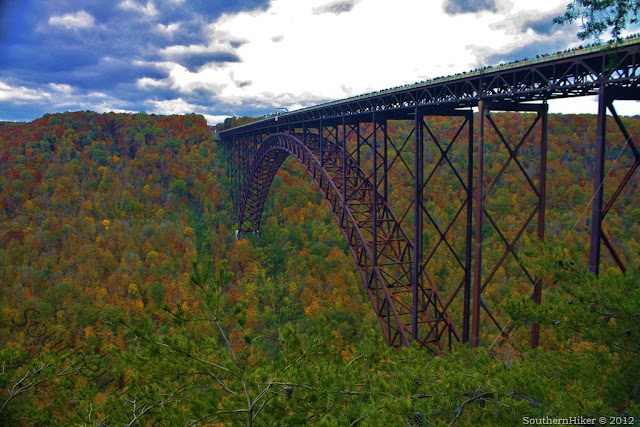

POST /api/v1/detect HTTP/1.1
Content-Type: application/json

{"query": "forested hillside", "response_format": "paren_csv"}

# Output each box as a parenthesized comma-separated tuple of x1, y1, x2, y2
(0, 111, 638, 425)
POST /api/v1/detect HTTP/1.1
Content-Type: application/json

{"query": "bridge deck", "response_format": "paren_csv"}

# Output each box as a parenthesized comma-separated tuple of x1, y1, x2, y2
(222, 36, 640, 135)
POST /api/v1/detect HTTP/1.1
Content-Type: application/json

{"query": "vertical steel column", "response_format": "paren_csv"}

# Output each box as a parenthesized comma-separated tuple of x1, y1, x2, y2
(372, 113, 378, 272)
(356, 123, 361, 165)
(531, 103, 548, 348)
(471, 100, 487, 348)
(374, 113, 385, 336)
(412, 107, 424, 341)
(320, 119, 324, 167)
(383, 120, 389, 202)
(225, 136, 230, 180)
(589, 86, 608, 275)
(463, 110, 474, 343)
(342, 117, 348, 225)
(233, 134, 239, 217)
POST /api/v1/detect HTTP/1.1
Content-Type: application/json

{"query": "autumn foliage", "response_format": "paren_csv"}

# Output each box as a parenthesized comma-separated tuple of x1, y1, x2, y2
(0, 111, 638, 424)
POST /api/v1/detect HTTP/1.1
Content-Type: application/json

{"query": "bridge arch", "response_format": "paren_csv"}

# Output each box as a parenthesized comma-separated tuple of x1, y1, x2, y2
(236, 132, 458, 353)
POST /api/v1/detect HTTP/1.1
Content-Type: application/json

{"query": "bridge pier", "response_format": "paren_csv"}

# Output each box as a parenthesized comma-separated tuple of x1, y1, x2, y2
(471, 100, 549, 349)
(589, 86, 640, 275)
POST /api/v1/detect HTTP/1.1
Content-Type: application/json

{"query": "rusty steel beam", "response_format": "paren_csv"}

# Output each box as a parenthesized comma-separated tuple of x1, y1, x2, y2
(464, 111, 474, 343)
(412, 108, 423, 340)
(471, 100, 486, 348)
(588, 88, 640, 275)
(471, 100, 548, 348)
(233, 131, 458, 352)
(589, 86, 608, 275)
(531, 102, 548, 349)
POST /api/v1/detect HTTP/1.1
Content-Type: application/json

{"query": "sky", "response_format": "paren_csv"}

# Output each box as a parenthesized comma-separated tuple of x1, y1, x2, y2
(1, 0, 639, 125)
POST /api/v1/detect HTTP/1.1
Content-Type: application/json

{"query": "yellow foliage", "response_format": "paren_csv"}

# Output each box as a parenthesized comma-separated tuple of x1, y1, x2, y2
(341, 345, 354, 362)
(288, 281, 298, 294)
(128, 283, 140, 298)
(23, 200, 36, 213)
(102, 219, 110, 230)
(326, 247, 345, 263)
(304, 299, 321, 317)
(146, 250, 159, 263)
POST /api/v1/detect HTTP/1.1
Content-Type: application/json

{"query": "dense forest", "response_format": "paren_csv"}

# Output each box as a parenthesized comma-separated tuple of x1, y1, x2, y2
(0, 111, 638, 425)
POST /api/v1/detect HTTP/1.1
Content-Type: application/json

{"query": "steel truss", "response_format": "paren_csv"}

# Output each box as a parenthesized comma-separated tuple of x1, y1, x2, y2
(472, 101, 548, 349)
(589, 87, 640, 274)
(221, 39, 640, 352)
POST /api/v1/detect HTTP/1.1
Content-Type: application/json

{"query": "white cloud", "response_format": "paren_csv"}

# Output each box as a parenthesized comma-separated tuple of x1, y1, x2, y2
(148, 0, 591, 114)
(547, 97, 640, 116)
(0, 80, 140, 115)
(160, 44, 213, 57)
(137, 77, 169, 88)
(157, 28, 244, 63)
(155, 22, 181, 37)
(48, 10, 95, 30)
(119, 0, 159, 18)
(144, 98, 229, 124)
(146, 98, 201, 115)
(48, 83, 74, 93)
(203, 114, 231, 125)
(0, 81, 51, 102)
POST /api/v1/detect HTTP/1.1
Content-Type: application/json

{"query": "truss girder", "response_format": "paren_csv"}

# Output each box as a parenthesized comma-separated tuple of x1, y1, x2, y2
(219, 39, 640, 353)
(235, 132, 458, 353)
(221, 41, 640, 136)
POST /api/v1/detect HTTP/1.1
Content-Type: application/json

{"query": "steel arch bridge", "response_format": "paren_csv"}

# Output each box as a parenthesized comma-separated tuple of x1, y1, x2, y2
(221, 37, 640, 353)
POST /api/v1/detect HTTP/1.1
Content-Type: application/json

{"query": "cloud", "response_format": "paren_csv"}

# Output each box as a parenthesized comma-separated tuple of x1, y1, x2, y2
(313, 0, 358, 15)
(520, 7, 567, 35)
(491, 6, 567, 35)
(0, 80, 137, 116)
(0, 81, 51, 102)
(118, 0, 159, 18)
(147, 97, 203, 114)
(3, 0, 639, 124)
(48, 10, 95, 30)
(442, 0, 497, 15)
(155, 22, 182, 37)
(158, 32, 244, 70)
(203, 113, 231, 124)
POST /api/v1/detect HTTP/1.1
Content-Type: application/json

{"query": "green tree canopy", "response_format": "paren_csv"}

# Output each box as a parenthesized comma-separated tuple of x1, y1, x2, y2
(555, 0, 640, 40)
